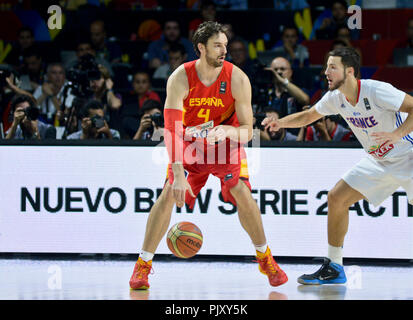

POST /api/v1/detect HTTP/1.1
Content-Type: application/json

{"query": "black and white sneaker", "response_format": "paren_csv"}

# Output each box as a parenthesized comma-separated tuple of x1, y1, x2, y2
(297, 258, 347, 285)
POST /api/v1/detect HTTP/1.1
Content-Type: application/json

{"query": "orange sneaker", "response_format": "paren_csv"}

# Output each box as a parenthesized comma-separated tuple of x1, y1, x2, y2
(129, 257, 153, 290)
(255, 247, 288, 287)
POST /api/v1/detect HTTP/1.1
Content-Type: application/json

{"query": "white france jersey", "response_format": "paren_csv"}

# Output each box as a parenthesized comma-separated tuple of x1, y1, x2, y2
(315, 79, 411, 160)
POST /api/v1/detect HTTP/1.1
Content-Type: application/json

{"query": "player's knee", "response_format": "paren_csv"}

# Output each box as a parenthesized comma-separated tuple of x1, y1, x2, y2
(327, 189, 345, 208)
(327, 189, 352, 209)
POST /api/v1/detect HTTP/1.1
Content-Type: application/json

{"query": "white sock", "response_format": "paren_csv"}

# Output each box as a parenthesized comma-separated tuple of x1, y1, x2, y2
(140, 250, 154, 262)
(328, 245, 343, 265)
(255, 244, 268, 254)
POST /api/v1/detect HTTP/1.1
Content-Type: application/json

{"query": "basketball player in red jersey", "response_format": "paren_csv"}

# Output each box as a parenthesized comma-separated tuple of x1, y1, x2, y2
(129, 21, 288, 289)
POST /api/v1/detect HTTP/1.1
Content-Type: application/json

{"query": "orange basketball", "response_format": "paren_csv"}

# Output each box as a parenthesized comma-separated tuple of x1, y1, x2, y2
(167, 222, 203, 259)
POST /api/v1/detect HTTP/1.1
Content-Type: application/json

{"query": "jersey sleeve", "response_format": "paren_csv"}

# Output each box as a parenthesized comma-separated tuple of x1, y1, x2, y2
(373, 81, 406, 112)
(314, 91, 338, 116)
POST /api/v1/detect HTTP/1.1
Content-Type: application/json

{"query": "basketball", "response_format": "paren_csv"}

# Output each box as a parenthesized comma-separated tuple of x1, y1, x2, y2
(166, 222, 203, 259)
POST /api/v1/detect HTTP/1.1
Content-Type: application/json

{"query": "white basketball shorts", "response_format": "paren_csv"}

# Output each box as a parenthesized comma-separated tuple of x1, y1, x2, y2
(342, 151, 413, 207)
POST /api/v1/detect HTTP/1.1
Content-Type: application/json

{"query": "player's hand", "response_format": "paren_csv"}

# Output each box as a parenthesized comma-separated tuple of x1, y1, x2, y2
(262, 116, 281, 132)
(206, 125, 227, 145)
(172, 175, 195, 208)
(371, 131, 399, 147)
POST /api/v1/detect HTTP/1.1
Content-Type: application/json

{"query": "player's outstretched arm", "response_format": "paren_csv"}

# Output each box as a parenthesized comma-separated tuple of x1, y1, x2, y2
(371, 93, 413, 147)
(163, 66, 195, 207)
(262, 106, 324, 132)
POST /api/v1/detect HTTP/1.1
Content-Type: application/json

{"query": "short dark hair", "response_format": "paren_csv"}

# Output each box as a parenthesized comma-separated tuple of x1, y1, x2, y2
(140, 99, 162, 115)
(282, 25, 299, 37)
(18, 26, 34, 37)
(11, 94, 36, 112)
(262, 107, 279, 115)
(331, 0, 347, 9)
(23, 46, 42, 60)
(192, 21, 226, 57)
(228, 37, 246, 48)
(328, 47, 360, 77)
(82, 99, 103, 118)
(331, 39, 348, 48)
(163, 19, 180, 30)
(200, 0, 216, 10)
(76, 36, 92, 47)
(168, 42, 186, 56)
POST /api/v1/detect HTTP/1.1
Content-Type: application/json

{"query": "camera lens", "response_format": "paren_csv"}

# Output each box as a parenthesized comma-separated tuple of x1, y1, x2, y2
(25, 107, 40, 121)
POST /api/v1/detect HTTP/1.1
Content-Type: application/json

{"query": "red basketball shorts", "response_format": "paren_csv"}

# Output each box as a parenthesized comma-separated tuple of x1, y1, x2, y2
(166, 145, 251, 209)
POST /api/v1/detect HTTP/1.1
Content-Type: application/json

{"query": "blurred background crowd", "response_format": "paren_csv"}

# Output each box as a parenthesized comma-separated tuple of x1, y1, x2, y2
(0, 0, 412, 143)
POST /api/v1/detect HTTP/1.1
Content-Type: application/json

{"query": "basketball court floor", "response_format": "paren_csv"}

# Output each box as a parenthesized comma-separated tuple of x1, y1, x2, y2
(1, 255, 412, 300)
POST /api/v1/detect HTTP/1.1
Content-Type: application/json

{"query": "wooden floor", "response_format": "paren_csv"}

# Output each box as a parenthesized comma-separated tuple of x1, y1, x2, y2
(1, 256, 413, 300)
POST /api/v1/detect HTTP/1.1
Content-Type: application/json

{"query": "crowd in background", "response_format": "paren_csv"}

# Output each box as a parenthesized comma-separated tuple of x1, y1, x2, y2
(0, 0, 412, 143)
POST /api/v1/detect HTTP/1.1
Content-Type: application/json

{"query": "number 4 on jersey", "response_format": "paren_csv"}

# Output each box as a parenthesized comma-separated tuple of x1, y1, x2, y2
(197, 108, 210, 122)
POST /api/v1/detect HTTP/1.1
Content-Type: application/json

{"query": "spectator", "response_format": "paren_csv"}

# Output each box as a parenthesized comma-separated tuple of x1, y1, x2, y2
(33, 63, 75, 125)
(272, 26, 309, 68)
(228, 37, 256, 79)
(65, 39, 114, 77)
(5, 26, 36, 70)
(147, 20, 197, 69)
(305, 115, 353, 142)
(333, 26, 363, 64)
(264, 57, 310, 116)
(67, 99, 120, 140)
(254, 108, 302, 142)
(89, 64, 122, 130)
(19, 47, 46, 93)
(321, 29, 362, 69)
(316, 0, 360, 40)
(396, 17, 413, 49)
(121, 72, 161, 138)
(407, 17, 413, 48)
(188, 0, 218, 41)
(273, 0, 309, 10)
(5, 94, 56, 140)
(89, 20, 123, 64)
(123, 71, 161, 109)
(133, 99, 164, 141)
(222, 23, 235, 42)
(0, 67, 36, 134)
(153, 43, 187, 80)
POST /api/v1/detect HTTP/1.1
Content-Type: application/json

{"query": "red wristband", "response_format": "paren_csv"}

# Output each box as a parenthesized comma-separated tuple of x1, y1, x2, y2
(164, 108, 184, 163)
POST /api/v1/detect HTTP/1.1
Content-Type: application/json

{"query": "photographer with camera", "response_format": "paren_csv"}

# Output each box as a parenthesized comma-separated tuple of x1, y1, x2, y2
(132, 99, 164, 141)
(305, 114, 354, 142)
(33, 63, 75, 126)
(5, 94, 56, 140)
(0, 67, 36, 135)
(67, 99, 120, 140)
(65, 54, 121, 134)
(90, 64, 121, 111)
(89, 64, 122, 133)
(265, 57, 310, 114)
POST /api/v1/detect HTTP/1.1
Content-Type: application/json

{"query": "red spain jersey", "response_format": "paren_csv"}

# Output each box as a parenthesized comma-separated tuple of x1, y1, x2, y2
(183, 60, 238, 130)
(166, 60, 251, 209)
